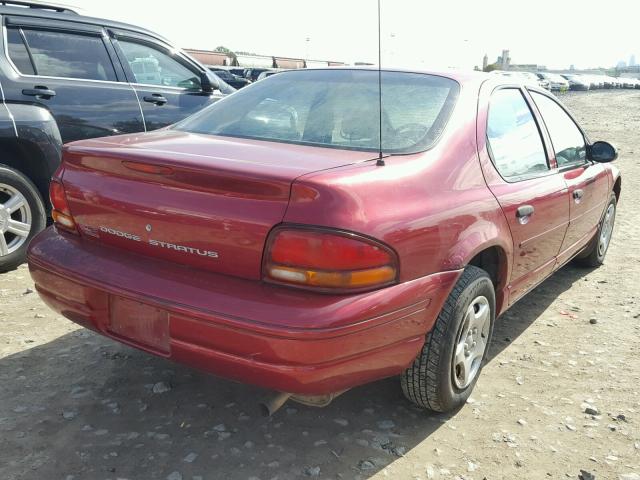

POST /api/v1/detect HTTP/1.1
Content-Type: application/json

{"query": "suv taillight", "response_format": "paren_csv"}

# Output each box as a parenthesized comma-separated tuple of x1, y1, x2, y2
(263, 227, 398, 292)
(49, 179, 77, 233)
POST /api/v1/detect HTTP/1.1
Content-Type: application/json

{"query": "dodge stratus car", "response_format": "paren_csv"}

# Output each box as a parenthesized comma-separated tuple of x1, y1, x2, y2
(27, 69, 620, 413)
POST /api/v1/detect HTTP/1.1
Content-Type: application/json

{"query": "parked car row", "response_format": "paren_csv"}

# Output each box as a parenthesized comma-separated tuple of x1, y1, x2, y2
(206, 66, 282, 88)
(491, 70, 640, 92)
(207, 67, 250, 90)
(491, 71, 557, 91)
(561, 74, 640, 90)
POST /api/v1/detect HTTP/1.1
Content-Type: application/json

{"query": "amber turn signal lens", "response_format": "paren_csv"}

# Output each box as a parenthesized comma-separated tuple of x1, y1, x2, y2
(49, 179, 77, 233)
(263, 228, 398, 292)
(51, 210, 76, 230)
(267, 265, 396, 289)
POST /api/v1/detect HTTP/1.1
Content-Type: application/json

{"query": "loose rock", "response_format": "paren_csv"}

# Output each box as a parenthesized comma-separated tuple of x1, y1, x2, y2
(304, 466, 321, 477)
(358, 460, 375, 471)
(151, 382, 171, 394)
(579, 470, 595, 480)
(183, 452, 198, 463)
(584, 406, 600, 416)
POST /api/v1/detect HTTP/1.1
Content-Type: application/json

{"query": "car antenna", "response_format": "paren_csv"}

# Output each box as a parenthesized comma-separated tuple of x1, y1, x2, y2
(376, 0, 385, 167)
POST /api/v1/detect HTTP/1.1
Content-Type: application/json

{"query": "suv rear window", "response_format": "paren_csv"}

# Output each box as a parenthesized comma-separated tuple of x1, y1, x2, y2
(7, 27, 117, 81)
(6, 27, 35, 75)
(175, 69, 459, 154)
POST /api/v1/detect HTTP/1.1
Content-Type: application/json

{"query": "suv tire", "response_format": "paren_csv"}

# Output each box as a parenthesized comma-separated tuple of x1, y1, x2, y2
(401, 266, 496, 412)
(0, 165, 46, 273)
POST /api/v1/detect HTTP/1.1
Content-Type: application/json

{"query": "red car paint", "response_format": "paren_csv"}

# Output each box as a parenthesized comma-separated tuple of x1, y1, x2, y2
(27, 69, 620, 396)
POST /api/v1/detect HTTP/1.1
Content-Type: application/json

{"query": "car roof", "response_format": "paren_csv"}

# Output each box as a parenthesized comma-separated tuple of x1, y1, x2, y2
(288, 66, 489, 84)
(0, 4, 171, 44)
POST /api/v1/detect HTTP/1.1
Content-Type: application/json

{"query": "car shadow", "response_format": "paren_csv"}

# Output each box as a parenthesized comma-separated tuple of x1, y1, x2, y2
(0, 265, 592, 480)
(487, 264, 594, 363)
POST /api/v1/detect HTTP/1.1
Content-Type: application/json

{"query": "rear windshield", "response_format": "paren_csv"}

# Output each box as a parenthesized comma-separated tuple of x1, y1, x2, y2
(174, 69, 459, 154)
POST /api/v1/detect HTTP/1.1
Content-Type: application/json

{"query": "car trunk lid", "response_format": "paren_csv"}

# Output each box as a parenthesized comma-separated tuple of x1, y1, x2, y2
(60, 130, 377, 280)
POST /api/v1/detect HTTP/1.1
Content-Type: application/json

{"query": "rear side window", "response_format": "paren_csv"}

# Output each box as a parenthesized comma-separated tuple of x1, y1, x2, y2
(487, 89, 549, 179)
(9, 28, 117, 81)
(6, 27, 35, 75)
(530, 92, 586, 168)
(118, 40, 201, 90)
(175, 69, 459, 154)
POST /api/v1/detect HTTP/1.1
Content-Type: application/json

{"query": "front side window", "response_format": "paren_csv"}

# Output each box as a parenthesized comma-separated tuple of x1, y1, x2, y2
(8, 28, 117, 81)
(487, 88, 549, 179)
(530, 92, 586, 168)
(118, 40, 201, 89)
(175, 69, 459, 154)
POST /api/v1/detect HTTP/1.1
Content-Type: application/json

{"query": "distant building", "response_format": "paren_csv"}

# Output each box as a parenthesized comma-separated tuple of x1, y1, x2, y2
(630, 54, 637, 67)
(482, 54, 488, 71)
(617, 60, 628, 69)
(497, 49, 511, 69)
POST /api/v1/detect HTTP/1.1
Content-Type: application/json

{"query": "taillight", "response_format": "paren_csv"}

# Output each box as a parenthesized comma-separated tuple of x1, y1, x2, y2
(263, 227, 398, 292)
(49, 179, 77, 233)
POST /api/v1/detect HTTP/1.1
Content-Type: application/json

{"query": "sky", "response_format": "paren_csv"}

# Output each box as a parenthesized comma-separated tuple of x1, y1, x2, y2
(71, 0, 639, 70)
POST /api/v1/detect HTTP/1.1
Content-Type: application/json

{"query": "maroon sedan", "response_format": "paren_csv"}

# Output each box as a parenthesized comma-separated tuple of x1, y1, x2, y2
(27, 69, 620, 413)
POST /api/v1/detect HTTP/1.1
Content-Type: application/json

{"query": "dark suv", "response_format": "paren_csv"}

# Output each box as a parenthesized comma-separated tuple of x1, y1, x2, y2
(0, 1, 226, 271)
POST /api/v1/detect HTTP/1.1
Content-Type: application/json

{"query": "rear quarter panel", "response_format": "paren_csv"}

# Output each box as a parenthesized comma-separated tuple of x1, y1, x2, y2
(284, 79, 514, 310)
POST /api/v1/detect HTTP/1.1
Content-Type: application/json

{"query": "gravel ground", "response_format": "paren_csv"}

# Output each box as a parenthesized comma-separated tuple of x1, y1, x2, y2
(1, 90, 639, 480)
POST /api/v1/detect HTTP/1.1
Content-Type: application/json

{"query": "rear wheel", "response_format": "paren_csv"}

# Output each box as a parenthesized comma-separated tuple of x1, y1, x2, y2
(574, 193, 616, 268)
(0, 165, 46, 273)
(401, 266, 495, 412)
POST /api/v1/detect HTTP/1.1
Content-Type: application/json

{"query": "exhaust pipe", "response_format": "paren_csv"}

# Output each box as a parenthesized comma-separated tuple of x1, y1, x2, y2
(260, 392, 291, 417)
(260, 390, 348, 416)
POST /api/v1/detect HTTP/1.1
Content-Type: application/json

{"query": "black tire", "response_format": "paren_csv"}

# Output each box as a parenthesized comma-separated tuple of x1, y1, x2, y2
(0, 165, 47, 273)
(401, 266, 496, 412)
(574, 193, 617, 268)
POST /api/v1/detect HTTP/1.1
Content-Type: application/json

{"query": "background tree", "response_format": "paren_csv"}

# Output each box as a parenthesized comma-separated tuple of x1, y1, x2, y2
(213, 46, 237, 64)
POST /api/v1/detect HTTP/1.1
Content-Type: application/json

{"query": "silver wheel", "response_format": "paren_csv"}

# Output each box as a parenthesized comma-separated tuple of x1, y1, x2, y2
(0, 183, 32, 257)
(452, 295, 490, 389)
(598, 203, 615, 257)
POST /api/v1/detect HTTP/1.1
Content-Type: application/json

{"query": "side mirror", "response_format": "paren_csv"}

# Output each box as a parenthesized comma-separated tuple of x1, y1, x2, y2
(200, 70, 220, 93)
(589, 141, 618, 163)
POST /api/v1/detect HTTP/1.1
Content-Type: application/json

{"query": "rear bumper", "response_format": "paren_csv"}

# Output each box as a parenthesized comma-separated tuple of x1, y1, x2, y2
(27, 227, 461, 394)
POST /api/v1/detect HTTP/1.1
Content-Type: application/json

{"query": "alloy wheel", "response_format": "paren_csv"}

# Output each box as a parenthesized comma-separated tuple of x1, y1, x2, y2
(598, 203, 615, 257)
(0, 183, 32, 257)
(452, 295, 491, 389)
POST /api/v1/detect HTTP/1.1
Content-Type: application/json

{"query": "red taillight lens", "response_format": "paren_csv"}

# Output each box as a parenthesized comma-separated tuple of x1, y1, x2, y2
(49, 179, 77, 232)
(263, 228, 398, 292)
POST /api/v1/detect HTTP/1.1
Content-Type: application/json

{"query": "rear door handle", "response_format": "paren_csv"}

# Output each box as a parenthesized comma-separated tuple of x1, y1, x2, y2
(22, 86, 56, 98)
(573, 189, 584, 201)
(143, 94, 167, 106)
(516, 205, 534, 223)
